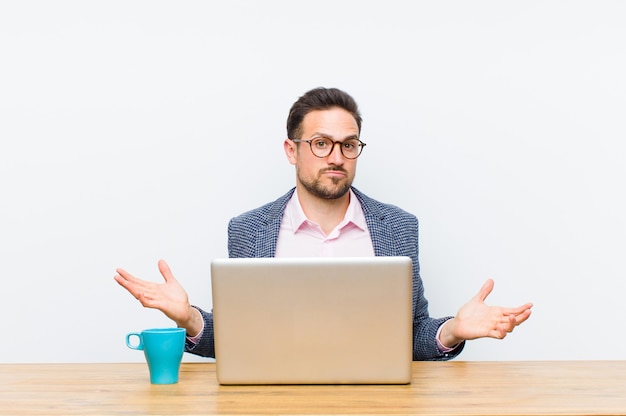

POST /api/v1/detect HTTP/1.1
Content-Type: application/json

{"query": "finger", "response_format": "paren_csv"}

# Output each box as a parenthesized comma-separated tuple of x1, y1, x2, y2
(138, 288, 160, 305)
(506, 314, 516, 332)
(474, 279, 495, 302)
(498, 302, 534, 317)
(513, 308, 532, 326)
(493, 315, 517, 338)
(114, 273, 144, 299)
(492, 324, 508, 339)
(118, 279, 159, 307)
(157, 259, 177, 284)
(113, 273, 126, 286)
(496, 309, 529, 324)
(115, 268, 138, 283)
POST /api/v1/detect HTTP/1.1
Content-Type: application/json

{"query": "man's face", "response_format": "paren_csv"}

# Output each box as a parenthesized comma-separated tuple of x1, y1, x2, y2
(284, 107, 360, 200)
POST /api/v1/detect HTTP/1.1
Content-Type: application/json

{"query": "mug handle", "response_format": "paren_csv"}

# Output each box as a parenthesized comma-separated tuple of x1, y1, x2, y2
(126, 332, 143, 350)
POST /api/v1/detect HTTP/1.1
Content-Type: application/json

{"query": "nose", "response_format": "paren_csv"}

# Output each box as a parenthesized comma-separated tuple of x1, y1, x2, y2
(326, 142, 345, 164)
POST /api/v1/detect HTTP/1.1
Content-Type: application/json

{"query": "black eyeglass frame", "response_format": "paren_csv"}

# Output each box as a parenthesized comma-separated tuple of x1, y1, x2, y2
(289, 137, 367, 159)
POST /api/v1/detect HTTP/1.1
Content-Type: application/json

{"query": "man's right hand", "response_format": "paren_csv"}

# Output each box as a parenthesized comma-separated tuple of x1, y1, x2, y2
(114, 259, 203, 337)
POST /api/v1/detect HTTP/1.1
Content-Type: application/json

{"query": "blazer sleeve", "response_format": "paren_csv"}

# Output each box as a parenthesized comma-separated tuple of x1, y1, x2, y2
(184, 306, 215, 358)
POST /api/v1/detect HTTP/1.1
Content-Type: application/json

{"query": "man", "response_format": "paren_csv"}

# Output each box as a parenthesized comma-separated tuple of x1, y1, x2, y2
(115, 87, 533, 361)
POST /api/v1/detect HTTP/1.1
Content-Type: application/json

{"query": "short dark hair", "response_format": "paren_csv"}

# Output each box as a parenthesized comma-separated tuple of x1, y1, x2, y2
(286, 87, 362, 140)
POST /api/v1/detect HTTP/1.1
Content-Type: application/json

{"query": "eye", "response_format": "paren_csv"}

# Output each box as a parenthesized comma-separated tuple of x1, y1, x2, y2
(313, 138, 330, 148)
(343, 140, 358, 150)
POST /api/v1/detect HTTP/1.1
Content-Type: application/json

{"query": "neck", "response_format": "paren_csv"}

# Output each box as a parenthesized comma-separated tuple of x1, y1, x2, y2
(296, 186, 350, 235)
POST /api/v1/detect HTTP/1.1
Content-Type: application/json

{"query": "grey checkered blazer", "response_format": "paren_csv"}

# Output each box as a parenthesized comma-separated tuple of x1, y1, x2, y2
(187, 187, 464, 361)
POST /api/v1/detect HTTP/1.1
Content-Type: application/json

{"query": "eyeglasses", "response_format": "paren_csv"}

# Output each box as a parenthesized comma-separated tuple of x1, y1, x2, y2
(290, 137, 367, 159)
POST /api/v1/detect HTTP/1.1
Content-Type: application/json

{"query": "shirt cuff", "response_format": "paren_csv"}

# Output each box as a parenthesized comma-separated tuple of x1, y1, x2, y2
(435, 322, 458, 353)
(185, 319, 205, 345)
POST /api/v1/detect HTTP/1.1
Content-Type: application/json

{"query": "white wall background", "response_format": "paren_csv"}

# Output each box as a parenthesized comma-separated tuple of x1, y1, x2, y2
(1, 1, 625, 363)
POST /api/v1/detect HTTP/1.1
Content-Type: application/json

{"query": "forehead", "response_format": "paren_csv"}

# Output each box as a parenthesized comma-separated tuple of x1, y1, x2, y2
(301, 108, 360, 138)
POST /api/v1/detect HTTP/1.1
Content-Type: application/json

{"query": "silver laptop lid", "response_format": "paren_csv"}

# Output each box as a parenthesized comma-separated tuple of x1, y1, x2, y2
(211, 256, 413, 385)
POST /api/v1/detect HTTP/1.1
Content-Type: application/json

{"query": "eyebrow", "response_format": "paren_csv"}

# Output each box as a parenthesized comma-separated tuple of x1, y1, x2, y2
(310, 133, 360, 141)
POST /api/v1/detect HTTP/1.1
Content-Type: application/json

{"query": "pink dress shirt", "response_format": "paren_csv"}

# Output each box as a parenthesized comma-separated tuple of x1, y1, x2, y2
(274, 189, 375, 258)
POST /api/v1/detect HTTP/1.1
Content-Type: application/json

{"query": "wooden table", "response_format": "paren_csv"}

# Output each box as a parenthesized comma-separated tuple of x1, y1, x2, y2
(1, 361, 625, 415)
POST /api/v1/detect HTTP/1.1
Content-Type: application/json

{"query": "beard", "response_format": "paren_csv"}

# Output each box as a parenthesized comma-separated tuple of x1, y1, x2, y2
(297, 166, 353, 200)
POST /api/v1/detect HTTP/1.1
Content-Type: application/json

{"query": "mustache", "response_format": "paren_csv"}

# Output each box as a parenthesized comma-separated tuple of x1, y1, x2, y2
(321, 166, 348, 174)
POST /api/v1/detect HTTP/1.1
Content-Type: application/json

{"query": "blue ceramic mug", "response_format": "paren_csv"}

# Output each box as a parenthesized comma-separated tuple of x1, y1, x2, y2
(126, 328, 186, 384)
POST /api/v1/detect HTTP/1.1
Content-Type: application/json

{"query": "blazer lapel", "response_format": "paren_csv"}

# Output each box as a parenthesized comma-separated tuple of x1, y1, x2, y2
(353, 188, 398, 257)
(254, 188, 295, 258)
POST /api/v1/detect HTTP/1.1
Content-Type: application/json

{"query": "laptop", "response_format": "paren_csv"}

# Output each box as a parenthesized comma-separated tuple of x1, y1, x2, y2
(210, 256, 413, 385)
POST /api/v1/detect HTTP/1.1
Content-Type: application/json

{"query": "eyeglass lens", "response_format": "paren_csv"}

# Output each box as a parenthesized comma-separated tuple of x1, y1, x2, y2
(311, 138, 363, 159)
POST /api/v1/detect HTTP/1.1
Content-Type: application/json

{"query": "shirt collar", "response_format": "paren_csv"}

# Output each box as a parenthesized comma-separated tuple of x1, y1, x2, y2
(284, 188, 368, 234)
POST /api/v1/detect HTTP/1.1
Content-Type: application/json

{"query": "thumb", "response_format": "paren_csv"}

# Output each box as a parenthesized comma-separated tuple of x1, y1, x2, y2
(157, 259, 177, 283)
(474, 278, 495, 303)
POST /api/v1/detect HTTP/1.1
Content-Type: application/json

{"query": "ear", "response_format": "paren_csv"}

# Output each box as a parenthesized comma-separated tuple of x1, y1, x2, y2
(284, 138, 297, 165)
